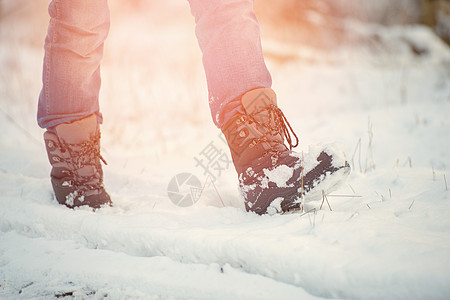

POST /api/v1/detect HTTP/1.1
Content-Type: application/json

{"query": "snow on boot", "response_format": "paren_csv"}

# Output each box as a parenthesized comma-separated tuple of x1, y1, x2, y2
(221, 88, 350, 215)
(300, 144, 351, 204)
(44, 115, 111, 209)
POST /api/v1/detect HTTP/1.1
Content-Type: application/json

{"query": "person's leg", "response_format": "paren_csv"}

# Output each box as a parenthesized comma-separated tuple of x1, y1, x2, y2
(38, 0, 111, 208)
(37, 0, 110, 131)
(188, 0, 350, 215)
(188, 0, 271, 128)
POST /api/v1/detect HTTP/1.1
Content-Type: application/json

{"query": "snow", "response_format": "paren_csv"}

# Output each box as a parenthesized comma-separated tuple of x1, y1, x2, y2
(263, 164, 294, 188)
(266, 197, 284, 215)
(1, 1, 450, 299)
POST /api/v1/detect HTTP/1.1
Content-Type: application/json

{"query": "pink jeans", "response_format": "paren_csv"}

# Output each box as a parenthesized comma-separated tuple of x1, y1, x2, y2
(37, 0, 272, 130)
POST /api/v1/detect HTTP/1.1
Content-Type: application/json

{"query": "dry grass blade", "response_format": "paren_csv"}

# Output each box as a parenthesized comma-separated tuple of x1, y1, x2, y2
(351, 138, 362, 173)
(320, 190, 333, 211)
(200, 175, 225, 207)
(300, 208, 316, 217)
(320, 190, 326, 210)
(327, 194, 362, 198)
(301, 151, 304, 212)
(210, 176, 225, 207)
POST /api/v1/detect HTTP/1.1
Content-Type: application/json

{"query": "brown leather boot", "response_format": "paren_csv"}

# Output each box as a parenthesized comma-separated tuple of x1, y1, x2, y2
(44, 115, 111, 209)
(222, 88, 350, 215)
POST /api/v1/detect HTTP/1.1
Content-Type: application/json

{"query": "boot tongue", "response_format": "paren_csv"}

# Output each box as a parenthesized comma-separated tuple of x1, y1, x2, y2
(241, 88, 277, 116)
(55, 114, 98, 144)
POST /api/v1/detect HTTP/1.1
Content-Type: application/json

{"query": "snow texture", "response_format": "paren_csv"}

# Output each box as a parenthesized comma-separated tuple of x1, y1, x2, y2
(263, 164, 294, 188)
(1, 1, 450, 299)
(266, 197, 284, 215)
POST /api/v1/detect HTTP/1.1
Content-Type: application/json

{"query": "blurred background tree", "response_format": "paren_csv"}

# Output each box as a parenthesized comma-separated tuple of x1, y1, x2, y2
(254, 0, 449, 46)
(422, 0, 450, 44)
(1, 0, 449, 46)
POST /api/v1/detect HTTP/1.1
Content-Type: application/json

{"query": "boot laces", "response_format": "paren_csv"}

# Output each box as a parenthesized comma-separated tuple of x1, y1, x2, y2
(60, 132, 107, 193)
(250, 104, 299, 151)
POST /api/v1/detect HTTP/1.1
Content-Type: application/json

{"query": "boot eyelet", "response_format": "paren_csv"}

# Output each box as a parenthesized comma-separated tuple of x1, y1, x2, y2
(53, 157, 60, 162)
(239, 130, 246, 137)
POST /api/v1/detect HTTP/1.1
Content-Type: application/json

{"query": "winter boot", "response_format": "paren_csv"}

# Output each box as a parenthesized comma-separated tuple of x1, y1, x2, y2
(44, 114, 111, 209)
(222, 88, 350, 215)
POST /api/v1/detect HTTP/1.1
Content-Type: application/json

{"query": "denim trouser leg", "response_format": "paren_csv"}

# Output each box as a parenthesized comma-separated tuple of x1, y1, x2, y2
(37, 0, 110, 130)
(188, 0, 272, 128)
(38, 0, 270, 130)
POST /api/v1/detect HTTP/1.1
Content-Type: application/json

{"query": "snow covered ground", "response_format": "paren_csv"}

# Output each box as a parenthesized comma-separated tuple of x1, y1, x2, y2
(1, 1, 450, 299)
